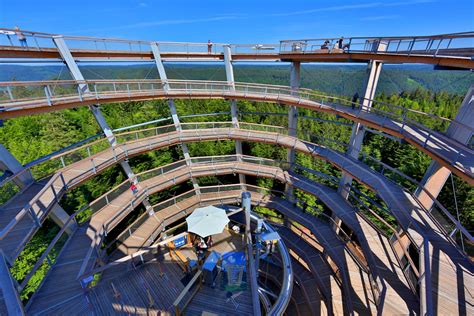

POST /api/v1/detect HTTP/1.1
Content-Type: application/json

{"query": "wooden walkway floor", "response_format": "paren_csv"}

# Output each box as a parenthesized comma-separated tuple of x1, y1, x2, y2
(0, 181, 48, 261)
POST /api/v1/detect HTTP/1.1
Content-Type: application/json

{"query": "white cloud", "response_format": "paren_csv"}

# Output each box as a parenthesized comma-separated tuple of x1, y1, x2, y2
(265, 0, 435, 17)
(66, 15, 238, 34)
(360, 15, 400, 21)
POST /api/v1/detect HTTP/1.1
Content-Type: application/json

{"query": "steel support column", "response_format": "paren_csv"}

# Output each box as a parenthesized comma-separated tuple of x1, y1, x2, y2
(151, 42, 199, 190)
(416, 85, 474, 210)
(419, 238, 434, 316)
(223, 45, 245, 184)
(50, 203, 76, 235)
(53, 36, 150, 207)
(242, 191, 261, 316)
(285, 62, 300, 198)
(0, 144, 33, 188)
(338, 59, 383, 199)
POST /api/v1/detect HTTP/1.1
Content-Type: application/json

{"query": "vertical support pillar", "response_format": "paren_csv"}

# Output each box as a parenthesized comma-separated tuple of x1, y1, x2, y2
(223, 45, 245, 184)
(242, 191, 261, 316)
(0, 144, 33, 188)
(53, 36, 151, 207)
(419, 238, 434, 316)
(285, 62, 300, 198)
(416, 85, 474, 210)
(50, 203, 76, 235)
(338, 59, 384, 199)
(151, 43, 199, 191)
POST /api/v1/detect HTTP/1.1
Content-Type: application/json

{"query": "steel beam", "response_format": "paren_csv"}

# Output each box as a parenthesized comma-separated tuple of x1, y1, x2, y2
(50, 203, 76, 235)
(53, 36, 150, 207)
(223, 45, 246, 184)
(419, 238, 434, 316)
(0, 251, 25, 315)
(242, 191, 261, 316)
(416, 85, 474, 210)
(285, 62, 300, 197)
(338, 59, 384, 199)
(0, 144, 33, 188)
(151, 42, 199, 190)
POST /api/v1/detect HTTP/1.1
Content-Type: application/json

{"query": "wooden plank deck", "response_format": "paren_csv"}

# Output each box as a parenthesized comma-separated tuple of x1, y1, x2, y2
(26, 226, 94, 315)
(2, 126, 468, 263)
(0, 182, 47, 260)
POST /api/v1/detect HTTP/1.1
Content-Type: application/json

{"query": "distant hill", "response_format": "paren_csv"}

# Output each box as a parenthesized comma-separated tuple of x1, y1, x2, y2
(0, 63, 472, 96)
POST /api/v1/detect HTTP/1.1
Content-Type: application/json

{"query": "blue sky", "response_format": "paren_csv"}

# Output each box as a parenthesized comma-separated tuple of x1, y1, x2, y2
(1, 0, 473, 43)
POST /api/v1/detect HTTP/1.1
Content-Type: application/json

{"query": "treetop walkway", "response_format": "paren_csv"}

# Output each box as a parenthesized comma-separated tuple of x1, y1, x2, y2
(0, 27, 473, 315)
(1, 122, 470, 260)
(0, 29, 473, 68)
(1, 79, 472, 184)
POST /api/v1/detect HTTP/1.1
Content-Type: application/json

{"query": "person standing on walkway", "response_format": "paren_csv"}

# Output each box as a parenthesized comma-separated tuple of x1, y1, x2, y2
(351, 92, 359, 110)
(15, 26, 27, 47)
(207, 40, 213, 54)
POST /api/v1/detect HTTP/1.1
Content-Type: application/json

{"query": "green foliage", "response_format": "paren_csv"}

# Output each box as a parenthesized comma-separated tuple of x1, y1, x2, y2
(10, 221, 60, 301)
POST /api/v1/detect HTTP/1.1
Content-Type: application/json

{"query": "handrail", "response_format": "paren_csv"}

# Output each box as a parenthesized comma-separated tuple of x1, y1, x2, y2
(74, 158, 380, 310)
(173, 270, 202, 315)
(2, 81, 472, 181)
(360, 153, 473, 245)
(1, 28, 472, 60)
(0, 78, 469, 131)
(2, 79, 473, 171)
(0, 250, 25, 315)
(1, 79, 472, 175)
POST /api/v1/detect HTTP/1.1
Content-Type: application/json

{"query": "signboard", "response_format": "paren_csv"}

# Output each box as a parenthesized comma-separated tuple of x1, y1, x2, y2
(173, 235, 187, 248)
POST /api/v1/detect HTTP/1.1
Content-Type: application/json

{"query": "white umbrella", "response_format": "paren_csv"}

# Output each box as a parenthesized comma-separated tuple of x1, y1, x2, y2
(186, 206, 230, 237)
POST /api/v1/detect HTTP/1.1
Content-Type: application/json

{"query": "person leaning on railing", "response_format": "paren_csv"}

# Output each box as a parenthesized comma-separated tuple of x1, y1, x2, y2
(14, 26, 27, 47)
(207, 40, 213, 54)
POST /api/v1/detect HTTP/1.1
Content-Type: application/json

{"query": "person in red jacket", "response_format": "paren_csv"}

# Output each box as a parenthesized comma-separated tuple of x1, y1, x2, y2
(130, 183, 138, 195)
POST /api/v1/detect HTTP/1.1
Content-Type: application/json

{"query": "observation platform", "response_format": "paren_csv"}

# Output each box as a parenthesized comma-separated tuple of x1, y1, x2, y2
(30, 225, 255, 315)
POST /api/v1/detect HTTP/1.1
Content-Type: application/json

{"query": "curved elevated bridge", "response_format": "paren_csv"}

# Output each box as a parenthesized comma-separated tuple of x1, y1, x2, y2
(0, 29, 473, 69)
(1, 79, 472, 184)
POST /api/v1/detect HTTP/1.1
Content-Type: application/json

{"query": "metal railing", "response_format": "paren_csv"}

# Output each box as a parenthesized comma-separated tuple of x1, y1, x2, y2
(1, 28, 472, 60)
(76, 155, 383, 307)
(280, 33, 474, 58)
(1, 78, 471, 181)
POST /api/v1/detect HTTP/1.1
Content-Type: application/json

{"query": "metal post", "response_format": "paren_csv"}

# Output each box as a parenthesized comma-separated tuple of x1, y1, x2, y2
(285, 61, 300, 198)
(415, 85, 474, 210)
(223, 45, 246, 184)
(151, 42, 199, 191)
(0, 144, 34, 188)
(241, 192, 261, 316)
(419, 238, 434, 316)
(338, 54, 385, 200)
(52, 36, 150, 208)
